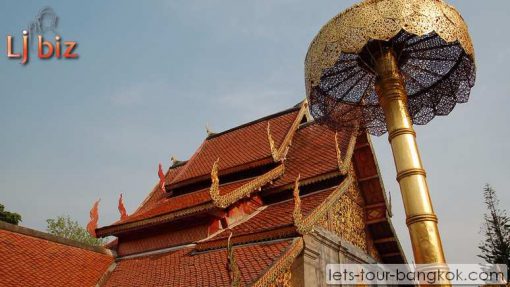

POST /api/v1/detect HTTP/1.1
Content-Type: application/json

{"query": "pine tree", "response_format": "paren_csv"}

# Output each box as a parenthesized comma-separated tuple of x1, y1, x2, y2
(479, 184, 510, 271)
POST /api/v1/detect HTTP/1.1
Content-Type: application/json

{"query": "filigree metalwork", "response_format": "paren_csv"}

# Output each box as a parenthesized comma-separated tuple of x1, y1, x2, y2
(252, 238, 303, 287)
(293, 175, 353, 234)
(209, 159, 285, 209)
(305, 0, 476, 135)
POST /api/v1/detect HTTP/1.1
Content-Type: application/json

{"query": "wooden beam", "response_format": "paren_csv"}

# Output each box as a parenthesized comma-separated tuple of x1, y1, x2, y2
(366, 218, 387, 225)
(358, 174, 379, 182)
(365, 202, 386, 209)
(354, 142, 370, 150)
(374, 237, 397, 244)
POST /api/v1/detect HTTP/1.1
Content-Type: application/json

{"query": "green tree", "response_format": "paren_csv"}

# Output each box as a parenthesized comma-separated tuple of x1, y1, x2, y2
(479, 184, 510, 270)
(46, 215, 104, 246)
(0, 203, 22, 225)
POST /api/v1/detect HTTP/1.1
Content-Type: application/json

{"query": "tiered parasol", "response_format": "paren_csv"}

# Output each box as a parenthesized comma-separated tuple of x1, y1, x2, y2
(305, 0, 476, 268)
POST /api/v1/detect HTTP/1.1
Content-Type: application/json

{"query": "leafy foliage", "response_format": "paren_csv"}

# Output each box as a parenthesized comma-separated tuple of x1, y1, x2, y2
(0, 203, 22, 225)
(46, 215, 105, 246)
(479, 184, 510, 270)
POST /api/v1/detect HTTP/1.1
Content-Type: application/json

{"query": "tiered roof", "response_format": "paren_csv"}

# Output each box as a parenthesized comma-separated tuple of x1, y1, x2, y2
(93, 101, 405, 286)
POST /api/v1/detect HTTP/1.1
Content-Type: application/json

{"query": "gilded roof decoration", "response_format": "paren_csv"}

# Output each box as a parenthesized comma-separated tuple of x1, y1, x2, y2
(251, 237, 304, 287)
(267, 100, 309, 162)
(293, 174, 353, 234)
(335, 125, 359, 175)
(209, 158, 285, 209)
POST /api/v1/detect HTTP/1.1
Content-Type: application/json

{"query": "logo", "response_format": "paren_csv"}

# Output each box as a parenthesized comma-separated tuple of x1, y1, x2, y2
(6, 7, 78, 65)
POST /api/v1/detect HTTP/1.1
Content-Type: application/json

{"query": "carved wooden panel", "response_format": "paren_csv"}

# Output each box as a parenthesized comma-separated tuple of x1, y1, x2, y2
(320, 168, 368, 251)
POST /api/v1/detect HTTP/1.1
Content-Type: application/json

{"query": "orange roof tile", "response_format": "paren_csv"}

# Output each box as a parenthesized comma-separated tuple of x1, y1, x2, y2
(134, 164, 186, 215)
(273, 123, 345, 186)
(0, 224, 113, 287)
(104, 239, 295, 287)
(98, 121, 352, 235)
(168, 108, 300, 186)
(110, 178, 251, 227)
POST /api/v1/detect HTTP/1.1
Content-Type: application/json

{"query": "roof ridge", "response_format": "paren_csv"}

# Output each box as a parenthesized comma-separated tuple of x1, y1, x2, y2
(0, 221, 113, 256)
(206, 104, 302, 140)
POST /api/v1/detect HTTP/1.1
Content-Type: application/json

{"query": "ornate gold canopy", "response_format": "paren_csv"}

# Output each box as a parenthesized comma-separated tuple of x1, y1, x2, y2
(305, 0, 474, 96)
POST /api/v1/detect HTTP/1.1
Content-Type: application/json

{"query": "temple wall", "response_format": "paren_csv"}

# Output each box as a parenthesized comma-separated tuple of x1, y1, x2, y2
(291, 229, 379, 287)
(117, 223, 209, 256)
(289, 167, 383, 286)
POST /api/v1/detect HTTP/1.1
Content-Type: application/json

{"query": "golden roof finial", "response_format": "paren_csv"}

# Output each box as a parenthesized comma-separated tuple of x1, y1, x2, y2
(293, 175, 353, 235)
(210, 158, 285, 209)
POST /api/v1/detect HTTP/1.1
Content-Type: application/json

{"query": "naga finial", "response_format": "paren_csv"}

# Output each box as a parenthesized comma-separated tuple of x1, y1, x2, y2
(292, 175, 303, 229)
(209, 158, 221, 202)
(227, 231, 241, 287)
(267, 122, 279, 161)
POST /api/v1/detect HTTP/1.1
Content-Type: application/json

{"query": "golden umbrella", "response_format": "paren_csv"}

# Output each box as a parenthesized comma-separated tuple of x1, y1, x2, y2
(305, 0, 475, 268)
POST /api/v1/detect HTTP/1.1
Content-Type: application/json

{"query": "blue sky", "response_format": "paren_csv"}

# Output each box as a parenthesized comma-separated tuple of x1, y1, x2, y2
(0, 0, 508, 264)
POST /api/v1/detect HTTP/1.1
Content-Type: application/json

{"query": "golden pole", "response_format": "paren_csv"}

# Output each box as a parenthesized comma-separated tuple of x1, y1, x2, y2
(374, 48, 447, 266)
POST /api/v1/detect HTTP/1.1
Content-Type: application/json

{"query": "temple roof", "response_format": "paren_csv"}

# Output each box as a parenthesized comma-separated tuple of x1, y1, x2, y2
(196, 185, 337, 251)
(96, 103, 312, 236)
(104, 238, 301, 287)
(91, 102, 407, 286)
(0, 221, 113, 287)
(168, 106, 302, 188)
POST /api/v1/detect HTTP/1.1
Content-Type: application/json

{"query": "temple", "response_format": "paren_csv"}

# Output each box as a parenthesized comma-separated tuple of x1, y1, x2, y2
(0, 100, 406, 286)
